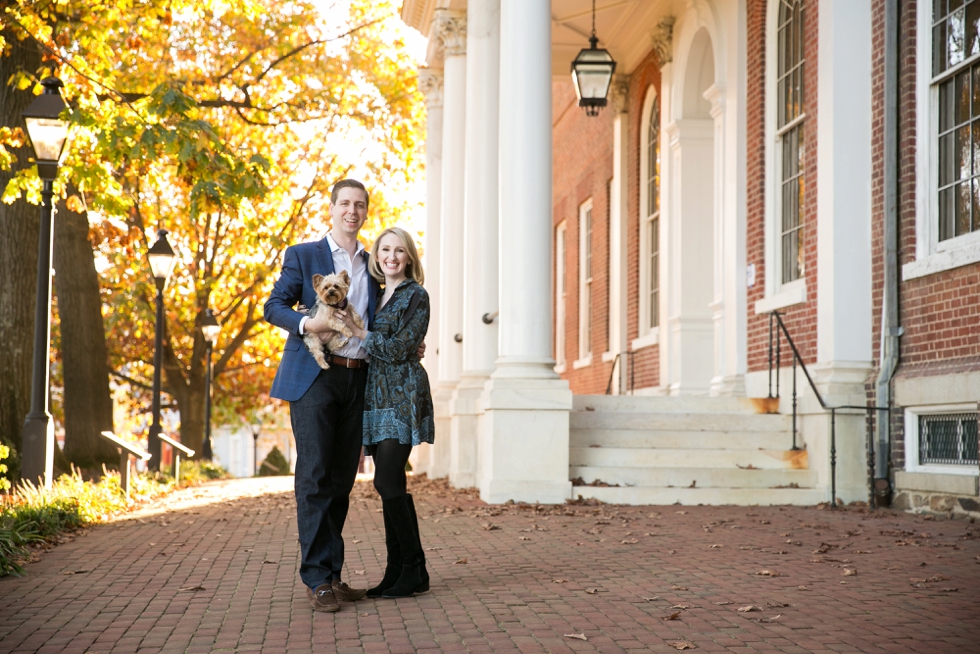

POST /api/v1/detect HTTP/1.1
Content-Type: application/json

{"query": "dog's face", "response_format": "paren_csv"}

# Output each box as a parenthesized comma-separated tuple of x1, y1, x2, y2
(311, 270, 351, 305)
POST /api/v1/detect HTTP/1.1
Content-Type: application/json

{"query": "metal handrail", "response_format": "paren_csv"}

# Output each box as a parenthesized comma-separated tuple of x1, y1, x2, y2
(100, 431, 151, 498)
(605, 350, 635, 395)
(766, 312, 891, 509)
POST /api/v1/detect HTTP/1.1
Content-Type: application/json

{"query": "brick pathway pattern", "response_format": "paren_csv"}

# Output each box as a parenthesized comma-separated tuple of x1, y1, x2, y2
(1, 476, 979, 654)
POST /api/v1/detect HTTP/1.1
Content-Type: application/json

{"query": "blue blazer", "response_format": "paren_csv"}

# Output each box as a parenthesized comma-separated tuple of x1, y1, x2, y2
(264, 237, 379, 402)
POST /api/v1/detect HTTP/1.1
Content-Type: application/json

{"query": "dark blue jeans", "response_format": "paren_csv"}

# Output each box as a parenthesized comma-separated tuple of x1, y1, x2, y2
(290, 365, 367, 590)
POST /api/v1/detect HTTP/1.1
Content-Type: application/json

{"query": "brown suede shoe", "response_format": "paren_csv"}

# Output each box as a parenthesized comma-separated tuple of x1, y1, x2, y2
(332, 579, 367, 602)
(307, 584, 340, 612)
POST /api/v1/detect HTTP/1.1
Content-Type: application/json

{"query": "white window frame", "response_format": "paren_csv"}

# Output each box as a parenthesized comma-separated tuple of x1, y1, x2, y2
(633, 85, 661, 351)
(756, 0, 809, 315)
(904, 404, 979, 475)
(905, 0, 980, 281)
(555, 221, 567, 373)
(574, 200, 594, 368)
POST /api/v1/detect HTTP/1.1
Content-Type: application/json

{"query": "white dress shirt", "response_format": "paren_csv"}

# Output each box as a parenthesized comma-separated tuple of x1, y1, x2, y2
(300, 232, 370, 359)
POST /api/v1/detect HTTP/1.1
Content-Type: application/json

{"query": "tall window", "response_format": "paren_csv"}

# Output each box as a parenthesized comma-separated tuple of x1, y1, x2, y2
(934, 1, 980, 241)
(579, 200, 593, 359)
(777, 0, 805, 283)
(646, 96, 661, 329)
(555, 222, 567, 369)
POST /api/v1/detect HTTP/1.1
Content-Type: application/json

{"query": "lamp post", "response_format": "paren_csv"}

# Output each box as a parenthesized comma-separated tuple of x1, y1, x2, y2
(21, 75, 69, 488)
(570, 0, 617, 117)
(250, 421, 261, 476)
(147, 230, 176, 471)
(200, 308, 221, 460)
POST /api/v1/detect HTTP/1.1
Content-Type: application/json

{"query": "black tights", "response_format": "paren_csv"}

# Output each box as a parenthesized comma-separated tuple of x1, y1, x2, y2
(372, 440, 413, 500)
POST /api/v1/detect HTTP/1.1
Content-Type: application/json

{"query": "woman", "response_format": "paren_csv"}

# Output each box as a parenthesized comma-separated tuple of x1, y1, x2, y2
(340, 226, 434, 599)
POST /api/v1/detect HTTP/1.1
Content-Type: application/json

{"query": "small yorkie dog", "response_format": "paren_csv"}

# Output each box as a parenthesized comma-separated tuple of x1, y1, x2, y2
(303, 270, 365, 369)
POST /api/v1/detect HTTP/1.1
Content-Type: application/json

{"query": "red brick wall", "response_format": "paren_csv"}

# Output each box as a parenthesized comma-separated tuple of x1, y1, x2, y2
(745, 0, 820, 372)
(626, 52, 662, 390)
(553, 79, 615, 394)
(551, 50, 664, 395)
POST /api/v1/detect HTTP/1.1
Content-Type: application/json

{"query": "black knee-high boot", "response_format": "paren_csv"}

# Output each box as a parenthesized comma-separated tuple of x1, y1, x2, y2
(406, 494, 429, 592)
(367, 503, 401, 598)
(382, 495, 427, 598)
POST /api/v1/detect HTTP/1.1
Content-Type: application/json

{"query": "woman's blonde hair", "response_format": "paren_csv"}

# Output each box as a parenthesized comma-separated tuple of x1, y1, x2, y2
(368, 226, 425, 285)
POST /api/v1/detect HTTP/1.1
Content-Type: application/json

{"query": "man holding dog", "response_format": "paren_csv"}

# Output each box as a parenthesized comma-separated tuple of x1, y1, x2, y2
(264, 179, 378, 612)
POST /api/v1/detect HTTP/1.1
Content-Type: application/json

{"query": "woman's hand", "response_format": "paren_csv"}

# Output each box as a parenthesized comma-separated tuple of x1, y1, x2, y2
(337, 309, 368, 341)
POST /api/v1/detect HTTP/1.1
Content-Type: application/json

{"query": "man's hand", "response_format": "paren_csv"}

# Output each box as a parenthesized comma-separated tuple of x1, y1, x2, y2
(417, 341, 426, 359)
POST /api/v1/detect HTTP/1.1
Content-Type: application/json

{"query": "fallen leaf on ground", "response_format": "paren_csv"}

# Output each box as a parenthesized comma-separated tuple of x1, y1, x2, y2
(714, 601, 732, 605)
(454, 558, 468, 565)
(843, 569, 857, 576)
(940, 588, 959, 592)
(553, 579, 568, 583)
(564, 634, 588, 641)
(797, 585, 809, 590)
(708, 544, 723, 549)
(670, 604, 689, 610)
(927, 574, 951, 582)
(671, 585, 689, 590)
(62, 570, 89, 575)
(586, 588, 600, 594)
(766, 600, 789, 607)
(760, 614, 782, 623)
(756, 570, 780, 577)
(481, 523, 500, 531)
(353, 570, 365, 575)
(179, 585, 205, 592)
(664, 611, 682, 621)
(668, 641, 696, 649)
(263, 560, 277, 565)
(519, 536, 531, 541)
(425, 546, 443, 551)
(641, 596, 660, 602)
(621, 538, 638, 544)
(738, 606, 761, 612)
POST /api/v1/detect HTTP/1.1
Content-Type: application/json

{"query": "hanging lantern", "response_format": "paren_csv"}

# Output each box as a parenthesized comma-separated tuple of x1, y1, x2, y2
(570, 1, 617, 117)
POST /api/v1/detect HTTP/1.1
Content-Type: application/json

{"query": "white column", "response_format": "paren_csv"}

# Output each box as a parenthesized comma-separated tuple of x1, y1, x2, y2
(430, 9, 467, 480)
(477, 0, 571, 504)
(813, 0, 874, 501)
(607, 79, 629, 392)
(450, 0, 499, 489)
(705, 84, 730, 396)
(412, 68, 444, 478)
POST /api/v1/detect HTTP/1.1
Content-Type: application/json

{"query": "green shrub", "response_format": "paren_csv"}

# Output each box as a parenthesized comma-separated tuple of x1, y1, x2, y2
(178, 460, 230, 484)
(0, 517, 38, 577)
(257, 447, 289, 477)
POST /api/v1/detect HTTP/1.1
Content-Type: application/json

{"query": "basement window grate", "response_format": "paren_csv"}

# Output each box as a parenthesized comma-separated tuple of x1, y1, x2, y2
(919, 413, 979, 466)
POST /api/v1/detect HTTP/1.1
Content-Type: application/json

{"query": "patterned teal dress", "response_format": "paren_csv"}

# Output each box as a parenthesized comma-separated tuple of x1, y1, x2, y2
(362, 279, 435, 450)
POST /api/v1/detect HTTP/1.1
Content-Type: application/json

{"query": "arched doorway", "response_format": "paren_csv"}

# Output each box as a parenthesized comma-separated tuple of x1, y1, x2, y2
(664, 27, 716, 395)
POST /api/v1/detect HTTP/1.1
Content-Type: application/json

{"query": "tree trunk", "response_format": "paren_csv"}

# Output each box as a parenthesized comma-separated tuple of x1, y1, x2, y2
(0, 31, 43, 480)
(53, 194, 118, 470)
(164, 348, 207, 458)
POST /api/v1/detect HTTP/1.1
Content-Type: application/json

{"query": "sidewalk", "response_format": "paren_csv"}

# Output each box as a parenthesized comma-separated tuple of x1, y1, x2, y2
(1, 475, 978, 654)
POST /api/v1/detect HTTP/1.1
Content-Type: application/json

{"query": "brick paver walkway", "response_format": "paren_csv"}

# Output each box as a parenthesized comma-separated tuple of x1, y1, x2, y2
(1, 475, 979, 654)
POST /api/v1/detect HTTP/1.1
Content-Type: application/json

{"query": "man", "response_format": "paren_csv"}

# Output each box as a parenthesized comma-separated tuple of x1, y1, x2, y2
(264, 179, 378, 612)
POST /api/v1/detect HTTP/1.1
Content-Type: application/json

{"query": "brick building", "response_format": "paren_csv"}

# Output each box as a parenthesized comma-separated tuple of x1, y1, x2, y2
(400, 0, 979, 512)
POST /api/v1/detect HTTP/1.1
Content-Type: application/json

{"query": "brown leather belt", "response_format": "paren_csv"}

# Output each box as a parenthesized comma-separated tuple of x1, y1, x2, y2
(327, 354, 368, 369)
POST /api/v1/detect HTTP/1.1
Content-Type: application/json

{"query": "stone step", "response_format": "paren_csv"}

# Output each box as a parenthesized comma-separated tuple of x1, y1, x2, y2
(570, 428, 795, 451)
(570, 411, 790, 432)
(570, 485, 828, 506)
(570, 465, 817, 489)
(570, 446, 809, 470)
(573, 394, 768, 415)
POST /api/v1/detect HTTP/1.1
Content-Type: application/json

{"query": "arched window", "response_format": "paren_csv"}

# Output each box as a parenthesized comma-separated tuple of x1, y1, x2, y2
(646, 95, 661, 329)
(777, 0, 805, 283)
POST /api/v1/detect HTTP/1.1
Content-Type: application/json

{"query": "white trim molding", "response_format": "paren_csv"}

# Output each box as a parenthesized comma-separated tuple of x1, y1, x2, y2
(754, 277, 807, 314)
(578, 198, 594, 362)
(638, 85, 662, 342)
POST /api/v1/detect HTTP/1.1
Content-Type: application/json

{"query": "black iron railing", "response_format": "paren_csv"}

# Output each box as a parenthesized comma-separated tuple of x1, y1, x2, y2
(605, 350, 635, 395)
(767, 311, 892, 509)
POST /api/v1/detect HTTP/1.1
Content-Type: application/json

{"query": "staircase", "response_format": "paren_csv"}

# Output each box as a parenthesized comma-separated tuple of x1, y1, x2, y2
(569, 395, 826, 505)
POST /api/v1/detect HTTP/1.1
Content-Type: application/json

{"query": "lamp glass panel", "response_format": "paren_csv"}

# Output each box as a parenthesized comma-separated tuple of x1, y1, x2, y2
(572, 49, 615, 101)
(201, 324, 221, 343)
(25, 117, 68, 162)
(148, 251, 177, 281)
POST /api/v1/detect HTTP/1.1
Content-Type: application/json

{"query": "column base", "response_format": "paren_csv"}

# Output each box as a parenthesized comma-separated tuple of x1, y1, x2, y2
(430, 383, 456, 479)
(448, 372, 489, 489)
(477, 375, 572, 504)
(710, 374, 746, 397)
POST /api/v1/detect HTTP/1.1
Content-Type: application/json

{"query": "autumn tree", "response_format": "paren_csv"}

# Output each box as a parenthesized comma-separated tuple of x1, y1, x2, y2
(2, 0, 424, 462)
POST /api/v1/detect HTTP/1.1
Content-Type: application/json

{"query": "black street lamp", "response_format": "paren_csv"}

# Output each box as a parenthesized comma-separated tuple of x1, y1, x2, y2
(21, 75, 69, 488)
(570, 0, 617, 117)
(250, 421, 262, 476)
(147, 229, 176, 471)
(200, 308, 221, 460)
